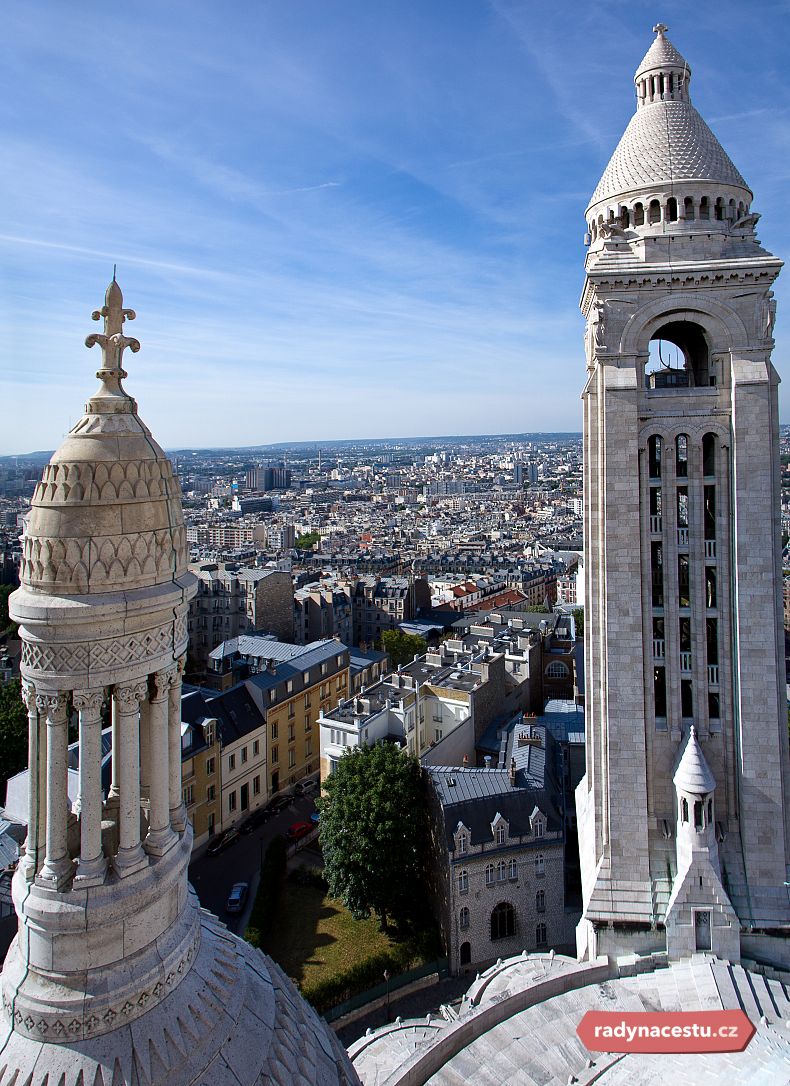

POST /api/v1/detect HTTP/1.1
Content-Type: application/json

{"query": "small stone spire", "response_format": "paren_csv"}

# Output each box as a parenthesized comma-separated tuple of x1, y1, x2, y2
(635, 24, 691, 107)
(84, 276, 140, 410)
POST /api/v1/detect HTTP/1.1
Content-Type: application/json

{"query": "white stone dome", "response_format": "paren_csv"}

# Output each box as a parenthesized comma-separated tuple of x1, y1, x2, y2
(19, 280, 187, 597)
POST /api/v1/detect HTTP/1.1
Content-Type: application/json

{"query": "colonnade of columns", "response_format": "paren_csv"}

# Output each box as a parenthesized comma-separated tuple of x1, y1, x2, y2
(19, 657, 186, 889)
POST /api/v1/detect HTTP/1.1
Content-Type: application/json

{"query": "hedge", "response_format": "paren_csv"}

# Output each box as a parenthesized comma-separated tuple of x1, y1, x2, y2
(245, 836, 287, 950)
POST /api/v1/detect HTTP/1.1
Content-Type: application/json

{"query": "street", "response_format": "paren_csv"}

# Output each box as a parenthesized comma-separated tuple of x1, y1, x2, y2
(188, 793, 319, 934)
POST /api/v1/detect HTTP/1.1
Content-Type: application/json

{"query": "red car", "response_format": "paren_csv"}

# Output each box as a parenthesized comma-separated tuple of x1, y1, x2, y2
(285, 821, 313, 842)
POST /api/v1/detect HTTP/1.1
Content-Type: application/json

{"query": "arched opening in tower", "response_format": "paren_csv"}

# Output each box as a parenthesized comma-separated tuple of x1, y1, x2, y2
(645, 321, 711, 388)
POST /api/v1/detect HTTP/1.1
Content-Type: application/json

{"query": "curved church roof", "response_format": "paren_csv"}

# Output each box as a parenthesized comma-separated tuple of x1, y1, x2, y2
(588, 26, 750, 209)
(673, 726, 717, 795)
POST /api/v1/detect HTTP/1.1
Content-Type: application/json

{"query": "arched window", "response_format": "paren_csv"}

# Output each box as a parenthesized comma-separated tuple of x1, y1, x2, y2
(621, 207, 630, 228)
(536, 889, 545, 912)
(495, 824, 506, 845)
(694, 801, 704, 830)
(508, 859, 518, 880)
(535, 852, 545, 877)
(714, 197, 724, 221)
(460, 941, 472, 965)
(496, 860, 506, 882)
(676, 434, 689, 477)
(707, 799, 713, 823)
(535, 922, 547, 947)
(702, 433, 716, 477)
(737, 201, 745, 218)
(699, 196, 710, 220)
(490, 902, 516, 941)
(648, 435, 662, 479)
(485, 864, 495, 886)
(648, 199, 661, 224)
(634, 202, 645, 226)
(546, 661, 569, 679)
(458, 868, 469, 894)
(684, 196, 695, 221)
(681, 797, 688, 822)
(459, 906, 470, 930)
(667, 197, 678, 222)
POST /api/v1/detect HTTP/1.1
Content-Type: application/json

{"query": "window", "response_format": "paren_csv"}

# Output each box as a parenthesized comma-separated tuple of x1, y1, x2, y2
(535, 853, 545, 877)
(681, 679, 693, 719)
(305, 717, 312, 732)
(304, 694, 311, 710)
(207, 784, 216, 802)
(458, 833, 468, 854)
(241, 746, 248, 765)
(253, 740, 259, 757)
(288, 723, 295, 742)
(228, 753, 236, 771)
(306, 737, 313, 757)
(271, 721, 278, 740)
(205, 721, 215, 745)
(183, 784, 194, 807)
(206, 756, 215, 776)
(303, 672, 310, 684)
(253, 775, 261, 796)
(496, 861, 506, 882)
(536, 889, 545, 913)
(434, 729, 443, 743)
(545, 661, 569, 679)
(271, 745, 279, 765)
(534, 820, 544, 839)
(288, 749, 296, 768)
(536, 923, 547, 947)
(228, 791, 237, 813)
(675, 434, 688, 477)
(648, 435, 662, 478)
(459, 906, 470, 931)
(490, 902, 516, 941)
(286, 680, 293, 693)
(495, 825, 506, 846)
(458, 869, 469, 894)
(508, 859, 518, 881)
(288, 704, 295, 720)
(485, 864, 495, 886)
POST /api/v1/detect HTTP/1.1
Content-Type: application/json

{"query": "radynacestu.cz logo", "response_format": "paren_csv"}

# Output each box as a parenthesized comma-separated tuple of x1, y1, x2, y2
(576, 1010, 755, 1053)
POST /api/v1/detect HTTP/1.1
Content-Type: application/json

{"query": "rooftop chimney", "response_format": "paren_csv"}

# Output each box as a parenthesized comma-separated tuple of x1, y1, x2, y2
(509, 757, 517, 786)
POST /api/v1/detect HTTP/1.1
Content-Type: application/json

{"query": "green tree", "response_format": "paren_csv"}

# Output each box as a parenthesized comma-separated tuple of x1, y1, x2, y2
(295, 531, 320, 550)
(381, 629, 427, 668)
(0, 585, 18, 636)
(0, 680, 28, 803)
(571, 608, 584, 638)
(317, 743, 428, 930)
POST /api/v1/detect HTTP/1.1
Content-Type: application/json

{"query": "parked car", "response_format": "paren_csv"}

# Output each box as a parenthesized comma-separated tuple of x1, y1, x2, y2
(268, 796, 291, 815)
(309, 811, 320, 825)
(206, 827, 239, 856)
(225, 882, 249, 914)
(285, 821, 313, 842)
(294, 778, 317, 796)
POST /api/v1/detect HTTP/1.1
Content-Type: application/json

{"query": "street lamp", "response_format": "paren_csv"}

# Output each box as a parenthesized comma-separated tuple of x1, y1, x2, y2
(383, 969, 391, 1024)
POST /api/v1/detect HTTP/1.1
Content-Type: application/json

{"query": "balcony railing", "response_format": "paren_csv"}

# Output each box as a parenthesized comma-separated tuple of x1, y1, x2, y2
(649, 515, 662, 534)
(704, 539, 717, 559)
(652, 639, 665, 658)
(677, 527, 689, 546)
(707, 664, 719, 686)
(680, 652, 692, 673)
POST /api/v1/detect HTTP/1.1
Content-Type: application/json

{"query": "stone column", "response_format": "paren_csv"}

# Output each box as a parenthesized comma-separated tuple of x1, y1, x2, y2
(139, 692, 151, 802)
(144, 667, 178, 856)
(113, 680, 149, 876)
(37, 691, 73, 889)
(20, 681, 46, 880)
(107, 695, 121, 808)
(168, 657, 187, 832)
(72, 690, 108, 887)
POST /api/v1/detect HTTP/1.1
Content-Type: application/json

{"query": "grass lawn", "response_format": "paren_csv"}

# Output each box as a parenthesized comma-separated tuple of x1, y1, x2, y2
(262, 879, 397, 992)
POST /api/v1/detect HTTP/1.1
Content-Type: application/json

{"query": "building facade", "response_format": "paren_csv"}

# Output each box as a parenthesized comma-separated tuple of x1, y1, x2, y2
(577, 27, 790, 965)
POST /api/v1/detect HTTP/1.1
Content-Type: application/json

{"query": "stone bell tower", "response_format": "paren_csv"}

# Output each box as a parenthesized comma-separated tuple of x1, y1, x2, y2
(576, 26, 790, 964)
(3, 279, 359, 1085)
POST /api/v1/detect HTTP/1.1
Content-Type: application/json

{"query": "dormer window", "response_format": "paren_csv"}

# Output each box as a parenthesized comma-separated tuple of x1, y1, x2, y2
(491, 812, 508, 845)
(454, 821, 470, 855)
(530, 807, 546, 838)
(458, 833, 468, 854)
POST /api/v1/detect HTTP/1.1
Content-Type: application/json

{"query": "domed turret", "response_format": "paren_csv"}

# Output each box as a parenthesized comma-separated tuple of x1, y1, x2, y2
(4, 281, 360, 1086)
(586, 25, 754, 243)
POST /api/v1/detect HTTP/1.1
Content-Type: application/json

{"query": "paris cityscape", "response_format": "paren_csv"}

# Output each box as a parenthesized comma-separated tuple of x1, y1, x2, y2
(1, 7, 789, 1086)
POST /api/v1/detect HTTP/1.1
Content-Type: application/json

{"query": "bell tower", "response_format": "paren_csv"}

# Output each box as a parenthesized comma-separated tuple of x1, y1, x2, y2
(576, 26, 790, 963)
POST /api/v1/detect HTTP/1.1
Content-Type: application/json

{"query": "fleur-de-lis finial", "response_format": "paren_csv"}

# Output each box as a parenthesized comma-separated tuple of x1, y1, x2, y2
(83, 276, 141, 406)
(653, 22, 669, 36)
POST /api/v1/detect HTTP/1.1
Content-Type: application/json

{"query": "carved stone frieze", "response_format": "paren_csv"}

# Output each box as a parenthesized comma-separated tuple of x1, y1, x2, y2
(21, 615, 187, 676)
(32, 458, 177, 507)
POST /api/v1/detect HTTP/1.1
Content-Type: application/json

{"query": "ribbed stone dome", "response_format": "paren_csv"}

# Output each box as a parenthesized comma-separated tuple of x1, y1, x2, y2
(19, 281, 188, 596)
(588, 99, 749, 207)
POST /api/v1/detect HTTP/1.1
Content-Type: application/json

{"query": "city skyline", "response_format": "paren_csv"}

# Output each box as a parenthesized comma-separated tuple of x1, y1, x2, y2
(2, 1, 789, 454)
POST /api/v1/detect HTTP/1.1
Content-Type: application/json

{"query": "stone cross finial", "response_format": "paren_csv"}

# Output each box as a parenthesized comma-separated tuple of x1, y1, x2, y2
(83, 277, 140, 403)
(653, 23, 668, 35)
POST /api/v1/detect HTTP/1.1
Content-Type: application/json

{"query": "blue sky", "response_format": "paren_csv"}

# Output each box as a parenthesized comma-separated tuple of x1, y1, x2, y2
(1, 1, 789, 454)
